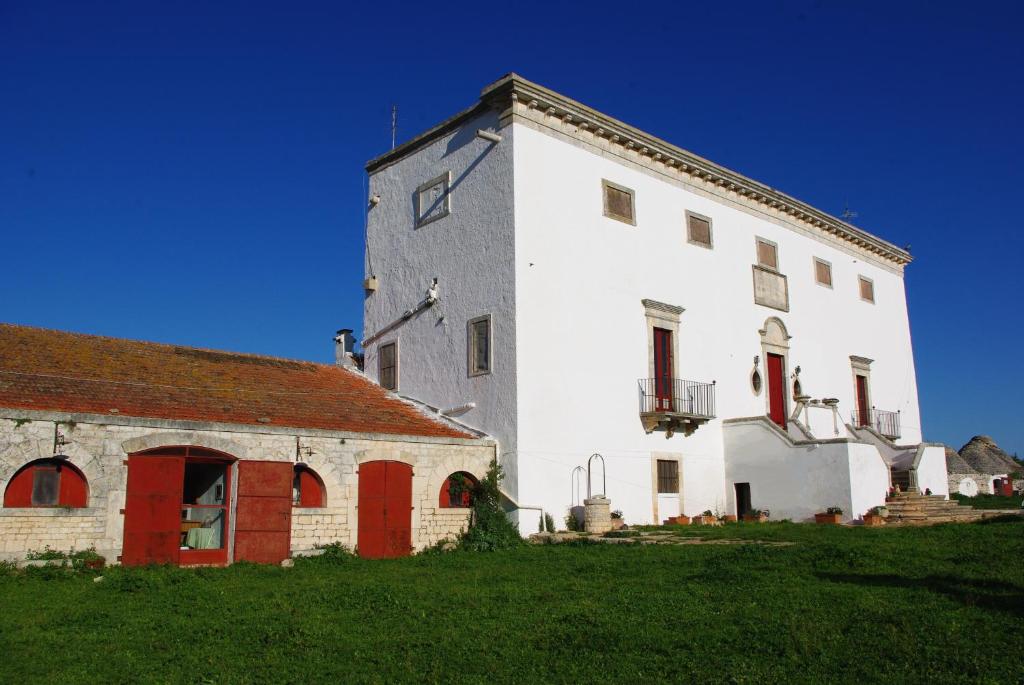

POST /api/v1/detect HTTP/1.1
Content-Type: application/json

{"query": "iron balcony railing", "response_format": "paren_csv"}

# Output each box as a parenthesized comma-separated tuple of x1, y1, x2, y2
(638, 378, 716, 418)
(852, 408, 901, 440)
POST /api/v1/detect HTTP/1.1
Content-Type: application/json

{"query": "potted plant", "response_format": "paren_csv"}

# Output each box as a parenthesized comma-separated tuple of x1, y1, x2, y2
(863, 506, 886, 526)
(694, 509, 718, 525)
(723, 513, 738, 523)
(815, 506, 843, 524)
(664, 515, 690, 526)
(610, 509, 626, 530)
(743, 508, 769, 523)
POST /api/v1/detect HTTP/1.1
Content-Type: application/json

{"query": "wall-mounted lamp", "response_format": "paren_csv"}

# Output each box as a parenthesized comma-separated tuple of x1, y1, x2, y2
(369, 193, 381, 207)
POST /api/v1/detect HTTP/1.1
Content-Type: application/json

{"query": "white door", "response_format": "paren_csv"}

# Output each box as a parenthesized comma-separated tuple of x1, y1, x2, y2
(657, 494, 680, 521)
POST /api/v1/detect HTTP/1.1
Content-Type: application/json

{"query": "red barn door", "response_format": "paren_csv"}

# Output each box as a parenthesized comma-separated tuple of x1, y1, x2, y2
(358, 460, 413, 559)
(766, 353, 787, 429)
(235, 460, 293, 564)
(122, 456, 185, 566)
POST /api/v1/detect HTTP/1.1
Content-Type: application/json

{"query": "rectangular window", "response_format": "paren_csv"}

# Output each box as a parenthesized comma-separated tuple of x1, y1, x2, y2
(602, 180, 635, 225)
(379, 342, 397, 390)
(859, 276, 875, 303)
(814, 258, 833, 288)
(468, 315, 491, 376)
(756, 238, 778, 270)
(31, 467, 59, 506)
(657, 460, 679, 494)
(686, 211, 713, 248)
(416, 172, 451, 227)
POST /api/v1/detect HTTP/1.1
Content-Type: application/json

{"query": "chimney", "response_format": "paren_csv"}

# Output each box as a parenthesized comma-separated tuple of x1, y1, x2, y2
(334, 329, 356, 367)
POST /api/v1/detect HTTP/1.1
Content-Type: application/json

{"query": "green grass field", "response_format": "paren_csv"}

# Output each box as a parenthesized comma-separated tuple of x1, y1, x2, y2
(2, 520, 1023, 684)
(952, 493, 1023, 510)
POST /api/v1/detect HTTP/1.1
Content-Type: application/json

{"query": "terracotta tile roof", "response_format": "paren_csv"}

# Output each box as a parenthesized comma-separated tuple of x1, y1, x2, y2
(0, 323, 475, 440)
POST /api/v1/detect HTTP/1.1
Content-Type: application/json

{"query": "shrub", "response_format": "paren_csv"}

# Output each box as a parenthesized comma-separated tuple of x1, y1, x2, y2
(825, 506, 844, 515)
(544, 512, 556, 533)
(457, 459, 523, 552)
(564, 510, 583, 532)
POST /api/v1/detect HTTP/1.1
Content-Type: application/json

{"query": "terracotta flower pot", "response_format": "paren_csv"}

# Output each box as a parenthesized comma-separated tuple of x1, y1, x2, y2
(815, 513, 842, 524)
(723, 515, 738, 523)
(742, 514, 767, 523)
(862, 514, 885, 527)
(694, 515, 718, 525)
(610, 518, 625, 530)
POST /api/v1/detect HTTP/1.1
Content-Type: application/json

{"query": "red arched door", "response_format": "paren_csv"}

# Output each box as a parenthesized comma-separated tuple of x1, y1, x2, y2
(358, 460, 413, 559)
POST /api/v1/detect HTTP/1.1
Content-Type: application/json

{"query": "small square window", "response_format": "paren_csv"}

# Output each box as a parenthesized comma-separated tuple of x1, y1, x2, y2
(686, 212, 713, 248)
(859, 276, 875, 303)
(416, 172, 451, 227)
(814, 258, 833, 288)
(468, 315, 491, 376)
(657, 460, 679, 494)
(379, 341, 398, 390)
(756, 238, 778, 270)
(602, 180, 635, 225)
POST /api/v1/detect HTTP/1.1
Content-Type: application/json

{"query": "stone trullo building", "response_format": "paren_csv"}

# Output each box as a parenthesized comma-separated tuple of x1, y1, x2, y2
(361, 73, 948, 531)
(0, 324, 493, 563)
(947, 436, 1020, 496)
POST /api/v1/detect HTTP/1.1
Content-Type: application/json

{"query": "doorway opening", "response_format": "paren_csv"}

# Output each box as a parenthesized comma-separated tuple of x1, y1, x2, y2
(735, 483, 752, 517)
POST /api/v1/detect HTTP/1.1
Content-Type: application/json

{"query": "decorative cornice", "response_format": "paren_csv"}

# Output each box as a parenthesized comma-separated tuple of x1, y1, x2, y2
(849, 355, 874, 367)
(367, 73, 913, 268)
(641, 299, 685, 317)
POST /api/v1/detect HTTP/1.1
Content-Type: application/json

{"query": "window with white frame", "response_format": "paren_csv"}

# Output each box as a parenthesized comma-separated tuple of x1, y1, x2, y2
(814, 258, 833, 288)
(686, 211, 713, 248)
(416, 172, 451, 227)
(602, 180, 635, 225)
(467, 315, 491, 376)
(379, 341, 398, 390)
(859, 276, 875, 303)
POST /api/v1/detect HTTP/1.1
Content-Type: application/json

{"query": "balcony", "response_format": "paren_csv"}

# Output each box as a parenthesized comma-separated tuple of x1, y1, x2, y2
(851, 408, 901, 440)
(638, 378, 716, 437)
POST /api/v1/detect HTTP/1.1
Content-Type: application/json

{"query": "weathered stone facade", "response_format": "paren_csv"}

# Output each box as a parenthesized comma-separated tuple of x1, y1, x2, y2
(0, 409, 493, 562)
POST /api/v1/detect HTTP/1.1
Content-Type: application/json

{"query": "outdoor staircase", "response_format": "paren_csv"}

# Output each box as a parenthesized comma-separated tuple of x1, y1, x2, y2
(883, 492, 1007, 526)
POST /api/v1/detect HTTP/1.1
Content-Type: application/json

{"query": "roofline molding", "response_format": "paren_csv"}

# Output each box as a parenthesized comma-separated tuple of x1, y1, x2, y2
(367, 73, 912, 267)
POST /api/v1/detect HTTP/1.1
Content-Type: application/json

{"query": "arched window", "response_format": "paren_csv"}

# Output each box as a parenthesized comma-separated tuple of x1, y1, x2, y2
(439, 471, 479, 508)
(3, 458, 88, 508)
(292, 465, 326, 508)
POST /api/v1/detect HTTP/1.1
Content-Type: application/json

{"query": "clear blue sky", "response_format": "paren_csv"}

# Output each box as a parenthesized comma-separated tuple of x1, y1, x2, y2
(1, 1, 1021, 455)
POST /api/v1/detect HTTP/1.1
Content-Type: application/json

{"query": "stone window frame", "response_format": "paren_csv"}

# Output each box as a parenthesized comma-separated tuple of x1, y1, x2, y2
(755, 236, 780, 272)
(813, 257, 833, 289)
(602, 179, 637, 226)
(759, 317, 792, 421)
(850, 355, 874, 420)
(685, 210, 714, 249)
(467, 314, 492, 377)
(642, 299, 684, 381)
(858, 275, 875, 304)
(378, 340, 399, 391)
(415, 171, 452, 228)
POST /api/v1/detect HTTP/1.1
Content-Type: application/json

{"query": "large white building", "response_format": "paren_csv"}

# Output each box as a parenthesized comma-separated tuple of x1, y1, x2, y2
(362, 73, 947, 531)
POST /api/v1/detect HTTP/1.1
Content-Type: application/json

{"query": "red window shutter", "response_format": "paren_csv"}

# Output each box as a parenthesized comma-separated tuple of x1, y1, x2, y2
(122, 456, 186, 566)
(297, 469, 324, 508)
(235, 460, 293, 564)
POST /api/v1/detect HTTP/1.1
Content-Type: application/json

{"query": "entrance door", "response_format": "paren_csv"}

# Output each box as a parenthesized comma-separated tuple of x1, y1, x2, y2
(358, 460, 413, 559)
(122, 455, 185, 566)
(234, 461, 293, 564)
(766, 353, 787, 428)
(855, 375, 870, 427)
(735, 483, 752, 517)
(654, 327, 674, 411)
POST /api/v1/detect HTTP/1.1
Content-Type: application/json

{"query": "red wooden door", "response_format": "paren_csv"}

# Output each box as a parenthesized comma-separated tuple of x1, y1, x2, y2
(122, 456, 185, 566)
(653, 327, 673, 411)
(766, 353, 787, 429)
(358, 460, 413, 559)
(235, 460, 293, 564)
(856, 375, 870, 426)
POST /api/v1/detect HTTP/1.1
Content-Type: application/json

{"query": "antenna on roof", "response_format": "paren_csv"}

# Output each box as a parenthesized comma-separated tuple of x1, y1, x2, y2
(840, 200, 858, 222)
(391, 104, 398, 150)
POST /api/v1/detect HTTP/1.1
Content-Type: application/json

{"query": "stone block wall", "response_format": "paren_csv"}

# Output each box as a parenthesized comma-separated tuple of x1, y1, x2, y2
(0, 411, 495, 562)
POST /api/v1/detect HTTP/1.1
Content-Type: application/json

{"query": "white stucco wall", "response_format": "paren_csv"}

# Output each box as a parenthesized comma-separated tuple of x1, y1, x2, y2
(723, 420, 889, 521)
(362, 98, 927, 533)
(363, 110, 519, 493)
(915, 444, 951, 498)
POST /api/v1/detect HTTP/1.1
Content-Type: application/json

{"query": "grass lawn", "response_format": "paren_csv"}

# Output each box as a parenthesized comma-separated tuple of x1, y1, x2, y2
(952, 493, 1023, 510)
(2, 520, 1023, 684)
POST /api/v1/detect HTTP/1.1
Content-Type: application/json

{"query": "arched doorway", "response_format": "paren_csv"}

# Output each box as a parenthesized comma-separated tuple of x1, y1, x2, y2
(759, 317, 791, 429)
(357, 460, 413, 559)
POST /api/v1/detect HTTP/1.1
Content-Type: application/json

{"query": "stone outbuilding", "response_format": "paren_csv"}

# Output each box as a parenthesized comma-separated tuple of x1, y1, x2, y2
(0, 324, 494, 565)
(947, 436, 1021, 496)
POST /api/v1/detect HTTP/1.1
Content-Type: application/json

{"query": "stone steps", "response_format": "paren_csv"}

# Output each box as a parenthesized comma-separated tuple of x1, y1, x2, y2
(882, 492, 1015, 525)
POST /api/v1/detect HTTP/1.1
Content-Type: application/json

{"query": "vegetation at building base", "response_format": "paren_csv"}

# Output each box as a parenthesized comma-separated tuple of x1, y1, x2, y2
(454, 458, 523, 552)
(1, 521, 1023, 684)
(952, 492, 1023, 509)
